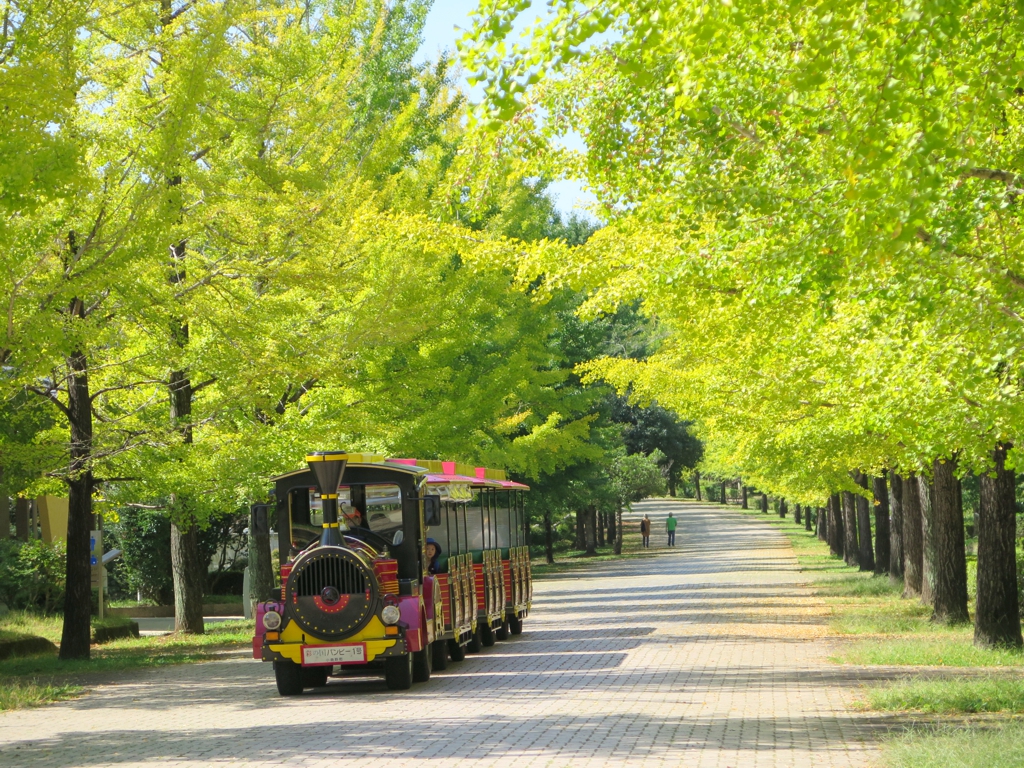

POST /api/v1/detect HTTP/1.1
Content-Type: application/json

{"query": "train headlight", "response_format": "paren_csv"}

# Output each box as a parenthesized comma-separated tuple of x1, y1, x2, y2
(263, 609, 282, 631)
(381, 605, 401, 625)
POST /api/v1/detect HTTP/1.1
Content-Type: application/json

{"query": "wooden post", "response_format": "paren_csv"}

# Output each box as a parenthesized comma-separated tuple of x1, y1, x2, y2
(96, 514, 104, 621)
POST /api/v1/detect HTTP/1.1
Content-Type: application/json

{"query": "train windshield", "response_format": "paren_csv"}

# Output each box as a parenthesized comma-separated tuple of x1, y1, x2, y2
(361, 484, 403, 536)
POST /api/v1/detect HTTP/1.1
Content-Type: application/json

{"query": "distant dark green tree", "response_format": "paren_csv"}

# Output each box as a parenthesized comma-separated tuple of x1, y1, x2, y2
(612, 400, 703, 496)
(609, 451, 667, 553)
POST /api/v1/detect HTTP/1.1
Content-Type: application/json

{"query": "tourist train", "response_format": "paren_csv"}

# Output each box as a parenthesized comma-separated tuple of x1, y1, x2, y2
(253, 452, 532, 694)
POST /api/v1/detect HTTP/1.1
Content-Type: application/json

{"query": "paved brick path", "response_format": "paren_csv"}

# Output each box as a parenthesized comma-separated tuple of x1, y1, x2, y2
(1, 500, 887, 767)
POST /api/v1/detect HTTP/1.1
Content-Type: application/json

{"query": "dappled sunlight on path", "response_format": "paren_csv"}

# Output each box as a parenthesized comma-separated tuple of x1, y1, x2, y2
(0, 499, 887, 767)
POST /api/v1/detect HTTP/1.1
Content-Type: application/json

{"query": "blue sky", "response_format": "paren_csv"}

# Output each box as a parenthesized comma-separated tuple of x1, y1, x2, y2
(415, 0, 597, 218)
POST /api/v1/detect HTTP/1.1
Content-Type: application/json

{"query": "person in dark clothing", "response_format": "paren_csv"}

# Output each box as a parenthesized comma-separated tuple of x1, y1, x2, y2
(640, 515, 651, 548)
(425, 538, 441, 574)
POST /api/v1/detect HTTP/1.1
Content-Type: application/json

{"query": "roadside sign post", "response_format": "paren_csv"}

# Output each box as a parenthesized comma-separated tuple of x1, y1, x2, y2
(90, 522, 104, 621)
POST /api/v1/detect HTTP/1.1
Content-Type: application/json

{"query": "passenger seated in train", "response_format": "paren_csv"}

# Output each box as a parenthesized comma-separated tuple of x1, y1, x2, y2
(425, 538, 441, 574)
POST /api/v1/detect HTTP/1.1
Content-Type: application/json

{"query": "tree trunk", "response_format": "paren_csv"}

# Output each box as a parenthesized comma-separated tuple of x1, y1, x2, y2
(842, 490, 859, 568)
(171, 514, 205, 633)
(668, 473, 677, 497)
(855, 473, 874, 572)
(932, 457, 969, 623)
(249, 505, 275, 612)
(169, 368, 204, 634)
(694, 471, 702, 501)
(741, 485, 748, 509)
(902, 473, 923, 596)
(816, 506, 826, 539)
(584, 505, 597, 556)
(872, 475, 890, 575)
(607, 507, 616, 544)
(543, 509, 554, 564)
(720, 481, 727, 504)
(60, 347, 94, 661)
(975, 445, 1022, 648)
(575, 509, 585, 551)
(760, 492, 768, 514)
(794, 504, 802, 525)
(888, 472, 905, 582)
(596, 510, 605, 547)
(828, 493, 844, 557)
(778, 498, 787, 518)
(614, 502, 623, 555)
(805, 505, 813, 531)
(920, 474, 936, 606)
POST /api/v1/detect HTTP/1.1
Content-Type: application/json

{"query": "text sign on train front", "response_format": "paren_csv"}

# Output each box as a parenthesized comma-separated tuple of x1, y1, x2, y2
(302, 644, 366, 666)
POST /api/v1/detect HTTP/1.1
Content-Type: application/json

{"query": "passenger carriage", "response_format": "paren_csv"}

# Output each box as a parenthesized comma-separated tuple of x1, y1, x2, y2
(253, 452, 532, 695)
(403, 461, 532, 656)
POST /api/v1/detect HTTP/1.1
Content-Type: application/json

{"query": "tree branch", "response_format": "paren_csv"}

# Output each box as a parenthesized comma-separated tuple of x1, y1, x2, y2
(191, 377, 217, 394)
(26, 385, 71, 418)
(962, 167, 1023, 199)
(276, 379, 317, 415)
(92, 477, 141, 486)
(90, 380, 167, 402)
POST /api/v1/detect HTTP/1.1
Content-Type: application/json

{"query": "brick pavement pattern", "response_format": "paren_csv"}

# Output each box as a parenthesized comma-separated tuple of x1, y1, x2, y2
(1, 500, 884, 767)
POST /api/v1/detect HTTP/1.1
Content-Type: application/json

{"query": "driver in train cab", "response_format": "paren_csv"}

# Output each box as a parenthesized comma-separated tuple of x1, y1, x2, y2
(425, 538, 441, 574)
(343, 505, 364, 529)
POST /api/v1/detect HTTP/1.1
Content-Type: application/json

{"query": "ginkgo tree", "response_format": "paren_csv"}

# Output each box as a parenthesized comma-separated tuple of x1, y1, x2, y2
(462, 0, 1024, 645)
(2, 0, 611, 655)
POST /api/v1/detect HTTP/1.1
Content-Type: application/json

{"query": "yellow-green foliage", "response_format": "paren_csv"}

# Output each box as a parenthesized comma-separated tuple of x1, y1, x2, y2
(0, 1, 610, 526)
(461, 0, 1024, 497)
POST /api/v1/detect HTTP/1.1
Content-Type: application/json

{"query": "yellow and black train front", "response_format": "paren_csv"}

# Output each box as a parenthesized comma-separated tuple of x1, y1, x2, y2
(254, 453, 434, 694)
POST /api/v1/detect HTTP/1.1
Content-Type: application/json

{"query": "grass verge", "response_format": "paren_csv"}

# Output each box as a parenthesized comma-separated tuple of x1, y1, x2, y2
(882, 722, 1024, 768)
(867, 677, 1024, 714)
(0, 611, 140, 645)
(530, 517, 656, 577)
(0, 681, 83, 711)
(0, 616, 253, 712)
(736, 505, 1024, 765)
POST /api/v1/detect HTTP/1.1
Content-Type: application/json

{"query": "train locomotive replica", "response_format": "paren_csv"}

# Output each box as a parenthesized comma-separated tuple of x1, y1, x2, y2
(253, 451, 532, 694)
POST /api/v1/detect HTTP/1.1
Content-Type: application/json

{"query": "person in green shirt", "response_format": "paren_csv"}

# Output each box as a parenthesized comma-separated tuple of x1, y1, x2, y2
(666, 512, 677, 546)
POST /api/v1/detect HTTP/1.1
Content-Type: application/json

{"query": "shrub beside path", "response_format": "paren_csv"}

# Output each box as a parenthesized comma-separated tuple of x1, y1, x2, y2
(0, 499, 889, 767)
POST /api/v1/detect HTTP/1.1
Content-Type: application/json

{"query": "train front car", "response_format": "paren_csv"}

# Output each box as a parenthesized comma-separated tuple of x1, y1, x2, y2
(254, 453, 442, 695)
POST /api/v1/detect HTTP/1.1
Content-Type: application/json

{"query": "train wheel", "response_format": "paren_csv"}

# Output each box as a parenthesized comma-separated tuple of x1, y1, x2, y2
(448, 639, 466, 662)
(495, 621, 509, 641)
(302, 666, 330, 688)
(413, 644, 433, 683)
(466, 626, 482, 653)
(509, 614, 523, 635)
(274, 660, 304, 696)
(432, 640, 449, 670)
(385, 653, 413, 690)
(480, 621, 496, 647)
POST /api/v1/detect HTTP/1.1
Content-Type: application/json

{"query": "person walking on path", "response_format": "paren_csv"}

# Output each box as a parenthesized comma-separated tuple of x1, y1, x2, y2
(640, 515, 651, 548)
(666, 512, 677, 546)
